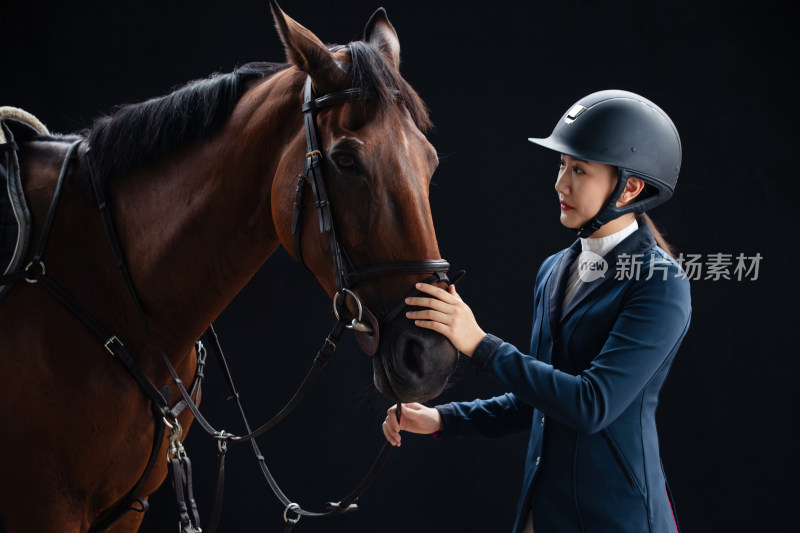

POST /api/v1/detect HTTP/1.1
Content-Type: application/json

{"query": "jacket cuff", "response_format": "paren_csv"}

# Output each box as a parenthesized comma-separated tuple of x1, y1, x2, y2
(433, 404, 455, 440)
(470, 333, 503, 370)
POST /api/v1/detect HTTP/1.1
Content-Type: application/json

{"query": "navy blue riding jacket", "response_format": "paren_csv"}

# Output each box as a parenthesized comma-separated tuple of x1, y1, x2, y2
(436, 223, 691, 533)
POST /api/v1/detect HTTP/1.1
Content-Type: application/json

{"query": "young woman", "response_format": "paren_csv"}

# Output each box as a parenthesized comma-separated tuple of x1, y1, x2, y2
(382, 90, 691, 533)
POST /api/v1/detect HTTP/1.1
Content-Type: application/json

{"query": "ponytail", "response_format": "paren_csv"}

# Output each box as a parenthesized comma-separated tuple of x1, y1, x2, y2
(636, 212, 675, 258)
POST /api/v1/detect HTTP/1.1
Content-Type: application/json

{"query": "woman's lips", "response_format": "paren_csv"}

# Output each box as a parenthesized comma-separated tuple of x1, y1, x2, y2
(560, 201, 574, 211)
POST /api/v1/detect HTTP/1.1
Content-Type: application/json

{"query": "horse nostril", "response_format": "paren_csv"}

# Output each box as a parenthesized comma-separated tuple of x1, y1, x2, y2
(401, 337, 425, 379)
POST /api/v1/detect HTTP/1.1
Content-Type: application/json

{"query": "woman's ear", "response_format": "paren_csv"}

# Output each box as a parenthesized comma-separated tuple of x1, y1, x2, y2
(617, 177, 646, 206)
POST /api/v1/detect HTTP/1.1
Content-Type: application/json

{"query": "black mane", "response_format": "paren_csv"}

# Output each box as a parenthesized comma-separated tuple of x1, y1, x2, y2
(83, 41, 431, 184)
(85, 62, 285, 182)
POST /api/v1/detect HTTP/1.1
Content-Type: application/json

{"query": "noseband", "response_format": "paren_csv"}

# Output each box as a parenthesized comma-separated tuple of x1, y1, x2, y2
(291, 71, 455, 345)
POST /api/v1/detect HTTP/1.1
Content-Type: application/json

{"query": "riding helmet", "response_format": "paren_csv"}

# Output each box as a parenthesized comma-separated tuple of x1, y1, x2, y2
(528, 90, 682, 237)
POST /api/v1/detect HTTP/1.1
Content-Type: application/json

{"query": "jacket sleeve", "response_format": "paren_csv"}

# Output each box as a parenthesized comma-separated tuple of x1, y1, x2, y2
(436, 392, 533, 439)
(432, 255, 562, 440)
(471, 267, 691, 435)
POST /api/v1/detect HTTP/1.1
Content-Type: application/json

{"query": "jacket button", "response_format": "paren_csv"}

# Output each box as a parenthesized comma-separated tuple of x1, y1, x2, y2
(541, 417, 545, 426)
(535, 456, 541, 466)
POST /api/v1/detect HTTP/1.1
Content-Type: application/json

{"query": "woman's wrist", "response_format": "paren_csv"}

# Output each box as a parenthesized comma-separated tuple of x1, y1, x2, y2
(432, 406, 445, 438)
(460, 329, 487, 357)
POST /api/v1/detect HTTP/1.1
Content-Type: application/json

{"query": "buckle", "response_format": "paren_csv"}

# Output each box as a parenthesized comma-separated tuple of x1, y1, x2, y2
(104, 335, 123, 356)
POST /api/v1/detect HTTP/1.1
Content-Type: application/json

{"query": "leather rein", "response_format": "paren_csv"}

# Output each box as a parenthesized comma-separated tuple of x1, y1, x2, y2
(0, 57, 461, 532)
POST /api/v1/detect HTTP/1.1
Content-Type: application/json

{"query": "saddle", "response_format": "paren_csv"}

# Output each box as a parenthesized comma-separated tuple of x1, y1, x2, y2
(0, 107, 49, 301)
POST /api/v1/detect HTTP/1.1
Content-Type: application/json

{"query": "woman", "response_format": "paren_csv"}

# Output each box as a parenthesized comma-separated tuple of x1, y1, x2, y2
(382, 90, 691, 533)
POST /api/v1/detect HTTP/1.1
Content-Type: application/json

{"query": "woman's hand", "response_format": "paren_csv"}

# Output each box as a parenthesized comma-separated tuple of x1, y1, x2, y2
(405, 283, 486, 357)
(382, 403, 443, 447)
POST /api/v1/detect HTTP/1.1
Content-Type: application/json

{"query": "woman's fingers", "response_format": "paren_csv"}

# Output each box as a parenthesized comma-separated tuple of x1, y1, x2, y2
(406, 309, 452, 324)
(413, 282, 461, 303)
(382, 419, 401, 446)
(383, 405, 402, 446)
(405, 282, 486, 357)
(382, 403, 444, 446)
(410, 318, 448, 336)
(405, 295, 451, 314)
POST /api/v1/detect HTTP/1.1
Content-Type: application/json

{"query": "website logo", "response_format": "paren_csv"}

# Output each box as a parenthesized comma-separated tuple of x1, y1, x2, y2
(578, 251, 608, 282)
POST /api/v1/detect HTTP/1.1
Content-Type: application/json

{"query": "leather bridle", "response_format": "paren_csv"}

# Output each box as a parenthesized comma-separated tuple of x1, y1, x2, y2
(292, 70, 456, 351)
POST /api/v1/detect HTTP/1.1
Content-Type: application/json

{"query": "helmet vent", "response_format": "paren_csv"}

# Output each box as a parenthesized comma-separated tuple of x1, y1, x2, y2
(564, 104, 587, 124)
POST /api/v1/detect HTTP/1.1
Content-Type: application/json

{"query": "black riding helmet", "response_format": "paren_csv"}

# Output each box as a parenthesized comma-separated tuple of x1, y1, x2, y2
(528, 90, 682, 238)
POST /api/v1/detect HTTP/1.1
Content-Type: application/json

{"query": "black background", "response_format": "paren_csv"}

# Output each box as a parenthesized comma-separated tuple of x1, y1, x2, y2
(2, 1, 796, 532)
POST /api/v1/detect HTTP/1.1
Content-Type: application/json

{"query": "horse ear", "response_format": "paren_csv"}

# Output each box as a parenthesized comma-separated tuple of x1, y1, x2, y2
(363, 7, 401, 72)
(269, 0, 347, 92)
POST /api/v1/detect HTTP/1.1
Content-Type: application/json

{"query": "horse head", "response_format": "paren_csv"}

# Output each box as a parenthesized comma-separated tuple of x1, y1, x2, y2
(269, 1, 459, 403)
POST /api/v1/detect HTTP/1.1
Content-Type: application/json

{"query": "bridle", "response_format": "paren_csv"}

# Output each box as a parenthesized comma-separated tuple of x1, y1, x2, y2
(292, 70, 457, 351)
(0, 51, 462, 532)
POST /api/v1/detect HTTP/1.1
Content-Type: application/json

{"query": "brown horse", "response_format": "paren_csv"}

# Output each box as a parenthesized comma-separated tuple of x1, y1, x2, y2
(0, 2, 458, 532)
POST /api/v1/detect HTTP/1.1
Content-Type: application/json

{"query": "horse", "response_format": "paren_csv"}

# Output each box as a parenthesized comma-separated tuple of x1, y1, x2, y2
(0, 2, 458, 531)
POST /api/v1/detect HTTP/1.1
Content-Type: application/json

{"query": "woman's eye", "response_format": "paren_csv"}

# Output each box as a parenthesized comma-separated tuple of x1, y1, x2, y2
(334, 155, 356, 169)
(572, 165, 582, 174)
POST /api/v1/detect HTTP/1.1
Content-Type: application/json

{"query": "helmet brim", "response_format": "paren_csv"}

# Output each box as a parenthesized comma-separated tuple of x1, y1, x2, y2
(528, 136, 602, 166)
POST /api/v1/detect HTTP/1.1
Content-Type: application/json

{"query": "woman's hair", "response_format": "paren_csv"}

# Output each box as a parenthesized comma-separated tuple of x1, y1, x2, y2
(623, 175, 676, 258)
(635, 212, 675, 258)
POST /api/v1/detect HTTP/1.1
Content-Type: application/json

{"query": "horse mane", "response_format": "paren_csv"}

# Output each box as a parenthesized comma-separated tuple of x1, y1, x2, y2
(82, 41, 431, 184)
(85, 61, 285, 182)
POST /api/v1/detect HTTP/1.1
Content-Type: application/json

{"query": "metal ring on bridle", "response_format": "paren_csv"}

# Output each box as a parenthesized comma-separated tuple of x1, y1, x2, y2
(333, 289, 362, 322)
(283, 503, 301, 524)
(332, 289, 373, 333)
(216, 430, 227, 454)
(24, 260, 45, 283)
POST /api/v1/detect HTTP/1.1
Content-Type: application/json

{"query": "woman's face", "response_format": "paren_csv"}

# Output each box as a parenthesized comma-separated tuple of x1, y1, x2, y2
(554, 154, 618, 229)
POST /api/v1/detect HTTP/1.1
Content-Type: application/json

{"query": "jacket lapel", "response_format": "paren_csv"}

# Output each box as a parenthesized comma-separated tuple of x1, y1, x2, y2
(547, 241, 580, 341)
(560, 223, 657, 323)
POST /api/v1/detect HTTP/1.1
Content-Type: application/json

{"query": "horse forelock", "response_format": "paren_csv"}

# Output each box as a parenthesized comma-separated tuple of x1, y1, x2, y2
(346, 41, 432, 133)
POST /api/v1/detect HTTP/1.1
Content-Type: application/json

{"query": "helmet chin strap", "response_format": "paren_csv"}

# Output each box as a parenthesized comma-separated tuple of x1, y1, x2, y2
(575, 169, 640, 238)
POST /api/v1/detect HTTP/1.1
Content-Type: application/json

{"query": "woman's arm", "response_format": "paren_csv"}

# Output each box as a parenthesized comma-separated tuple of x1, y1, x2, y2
(407, 269, 691, 434)
(381, 393, 534, 446)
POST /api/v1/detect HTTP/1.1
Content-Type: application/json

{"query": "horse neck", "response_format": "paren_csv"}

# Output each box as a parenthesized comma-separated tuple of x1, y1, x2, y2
(110, 69, 304, 355)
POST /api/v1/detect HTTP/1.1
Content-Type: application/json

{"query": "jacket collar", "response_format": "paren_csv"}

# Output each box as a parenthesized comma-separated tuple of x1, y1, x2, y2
(547, 222, 657, 334)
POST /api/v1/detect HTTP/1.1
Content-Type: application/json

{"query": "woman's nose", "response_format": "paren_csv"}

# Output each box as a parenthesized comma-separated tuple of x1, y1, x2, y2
(555, 169, 569, 195)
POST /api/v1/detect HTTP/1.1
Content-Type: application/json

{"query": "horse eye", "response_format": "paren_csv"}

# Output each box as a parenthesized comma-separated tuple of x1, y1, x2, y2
(334, 155, 356, 169)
